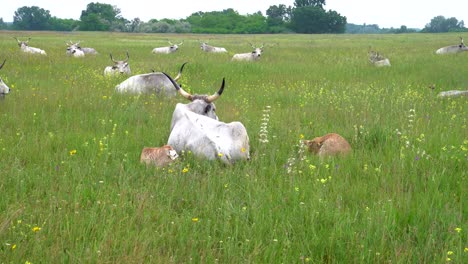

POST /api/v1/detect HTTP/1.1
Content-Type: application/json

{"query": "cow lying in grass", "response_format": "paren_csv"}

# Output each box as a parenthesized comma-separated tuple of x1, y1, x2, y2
(0, 59, 10, 98)
(303, 133, 351, 157)
(368, 50, 390, 67)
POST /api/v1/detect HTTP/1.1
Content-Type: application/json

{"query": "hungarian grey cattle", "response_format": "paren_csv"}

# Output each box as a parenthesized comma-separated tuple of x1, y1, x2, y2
(66, 41, 98, 56)
(104, 52, 131, 76)
(14, 37, 47, 55)
(140, 145, 179, 167)
(303, 133, 352, 157)
(436, 37, 468, 54)
(437, 90, 468, 98)
(0, 59, 10, 97)
(232, 43, 263, 61)
(66, 42, 84, 58)
(152, 41, 183, 54)
(200, 42, 228, 53)
(115, 62, 187, 96)
(368, 50, 391, 67)
(163, 73, 250, 164)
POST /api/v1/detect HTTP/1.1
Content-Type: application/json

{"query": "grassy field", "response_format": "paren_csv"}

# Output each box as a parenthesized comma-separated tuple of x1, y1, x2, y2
(0, 31, 466, 263)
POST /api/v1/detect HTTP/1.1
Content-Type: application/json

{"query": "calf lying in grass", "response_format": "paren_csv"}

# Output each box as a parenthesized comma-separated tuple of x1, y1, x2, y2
(303, 133, 351, 157)
(140, 145, 179, 167)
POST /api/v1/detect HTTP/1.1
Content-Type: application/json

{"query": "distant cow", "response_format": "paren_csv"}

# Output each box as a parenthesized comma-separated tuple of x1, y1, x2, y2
(66, 42, 85, 58)
(0, 59, 10, 97)
(66, 41, 98, 55)
(14, 37, 47, 55)
(104, 52, 131, 76)
(437, 90, 468, 98)
(200, 42, 228, 53)
(163, 72, 250, 164)
(368, 50, 390, 67)
(232, 43, 264, 62)
(140, 145, 179, 167)
(436, 37, 468, 54)
(115, 62, 187, 96)
(303, 133, 351, 157)
(152, 41, 183, 54)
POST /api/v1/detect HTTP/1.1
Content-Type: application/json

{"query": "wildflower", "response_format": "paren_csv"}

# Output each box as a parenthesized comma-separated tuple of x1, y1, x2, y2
(69, 149, 77, 156)
(446, 257, 451, 262)
(191, 217, 199, 223)
(218, 153, 223, 157)
(447, 251, 454, 255)
(241, 147, 246, 153)
(12, 244, 16, 250)
(320, 178, 327, 184)
(25, 261, 32, 264)
(32, 226, 41, 232)
(102, 95, 108, 100)
(455, 227, 462, 233)
(182, 168, 189, 173)
(242, 206, 247, 211)
(300, 134, 304, 139)
(309, 164, 316, 170)
(464, 247, 468, 252)
(295, 187, 299, 192)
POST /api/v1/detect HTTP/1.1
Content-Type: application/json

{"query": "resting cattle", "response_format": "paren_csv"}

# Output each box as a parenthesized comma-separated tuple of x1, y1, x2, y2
(152, 41, 183, 54)
(104, 52, 131, 76)
(14, 37, 47, 55)
(66, 41, 98, 56)
(232, 44, 263, 61)
(0, 59, 10, 97)
(115, 62, 187, 96)
(368, 50, 390, 67)
(436, 37, 468, 54)
(140, 145, 179, 167)
(437, 90, 468, 98)
(200, 42, 227, 53)
(163, 73, 250, 164)
(303, 133, 351, 157)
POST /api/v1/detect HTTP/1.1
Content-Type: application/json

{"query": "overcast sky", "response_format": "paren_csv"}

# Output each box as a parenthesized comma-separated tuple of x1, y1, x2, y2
(1, 0, 467, 29)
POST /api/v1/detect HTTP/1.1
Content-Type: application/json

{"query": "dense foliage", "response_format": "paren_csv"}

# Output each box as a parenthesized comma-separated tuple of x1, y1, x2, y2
(1, 1, 466, 33)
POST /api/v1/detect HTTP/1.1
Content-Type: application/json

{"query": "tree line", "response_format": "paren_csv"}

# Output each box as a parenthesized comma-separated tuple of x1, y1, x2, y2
(0, 1, 466, 34)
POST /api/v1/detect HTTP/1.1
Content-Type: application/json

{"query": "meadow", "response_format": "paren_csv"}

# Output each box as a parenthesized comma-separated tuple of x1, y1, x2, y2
(0, 31, 466, 263)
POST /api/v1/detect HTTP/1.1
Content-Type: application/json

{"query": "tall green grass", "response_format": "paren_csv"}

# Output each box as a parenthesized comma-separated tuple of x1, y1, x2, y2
(0, 31, 466, 263)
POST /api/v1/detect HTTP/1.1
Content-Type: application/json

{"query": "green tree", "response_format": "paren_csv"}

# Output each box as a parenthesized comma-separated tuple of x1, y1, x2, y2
(290, 6, 346, 33)
(266, 4, 291, 32)
(0, 18, 8, 30)
(294, 0, 326, 8)
(422, 16, 465, 32)
(13, 6, 51, 30)
(79, 2, 122, 31)
(49, 17, 79, 31)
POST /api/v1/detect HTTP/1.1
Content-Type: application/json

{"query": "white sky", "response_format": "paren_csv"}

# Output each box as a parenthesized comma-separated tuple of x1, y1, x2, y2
(1, 1, 467, 29)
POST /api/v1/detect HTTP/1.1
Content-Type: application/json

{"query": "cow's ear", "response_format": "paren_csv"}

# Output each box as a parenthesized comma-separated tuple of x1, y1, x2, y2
(204, 104, 212, 114)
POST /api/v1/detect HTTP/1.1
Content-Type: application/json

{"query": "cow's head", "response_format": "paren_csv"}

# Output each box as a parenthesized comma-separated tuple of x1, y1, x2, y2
(14, 37, 30, 48)
(109, 52, 130, 74)
(459, 37, 466, 48)
(250, 43, 264, 58)
(368, 49, 385, 63)
(163, 72, 225, 120)
(0, 59, 11, 96)
(169, 41, 183, 52)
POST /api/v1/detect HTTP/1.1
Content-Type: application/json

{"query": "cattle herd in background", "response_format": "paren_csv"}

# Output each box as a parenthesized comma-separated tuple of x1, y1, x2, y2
(1, 36, 468, 166)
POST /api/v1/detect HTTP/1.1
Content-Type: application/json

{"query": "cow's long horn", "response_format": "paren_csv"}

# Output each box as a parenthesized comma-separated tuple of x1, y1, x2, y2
(124, 52, 129, 62)
(13, 37, 20, 43)
(26, 38, 31, 43)
(260, 43, 265, 49)
(110, 53, 117, 63)
(178, 41, 184, 46)
(162, 72, 193, 101)
(168, 40, 173, 45)
(206, 78, 225, 103)
(173, 62, 188, 81)
(249, 42, 255, 49)
(0, 59, 6, 70)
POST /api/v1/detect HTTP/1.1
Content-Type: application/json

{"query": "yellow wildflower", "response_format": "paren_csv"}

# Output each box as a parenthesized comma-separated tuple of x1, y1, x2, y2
(11, 244, 16, 250)
(191, 217, 199, 222)
(447, 251, 453, 255)
(455, 227, 462, 233)
(32, 226, 41, 232)
(218, 153, 223, 157)
(182, 168, 189, 173)
(300, 134, 304, 139)
(241, 147, 246, 153)
(69, 149, 77, 156)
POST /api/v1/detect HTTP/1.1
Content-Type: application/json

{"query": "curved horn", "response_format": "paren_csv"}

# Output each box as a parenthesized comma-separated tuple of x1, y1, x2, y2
(124, 52, 129, 62)
(177, 41, 184, 46)
(206, 78, 225, 103)
(26, 38, 31, 43)
(173, 62, 188, 81)
(13, 37, 20, 43)
(260, 43, 265, 49)
(168, 40, 173, 45)
(162, 72, 192, 101)
(0, 59, 6, 70)
(249, 42, 255, 49)
(110, 53, 117, 63)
